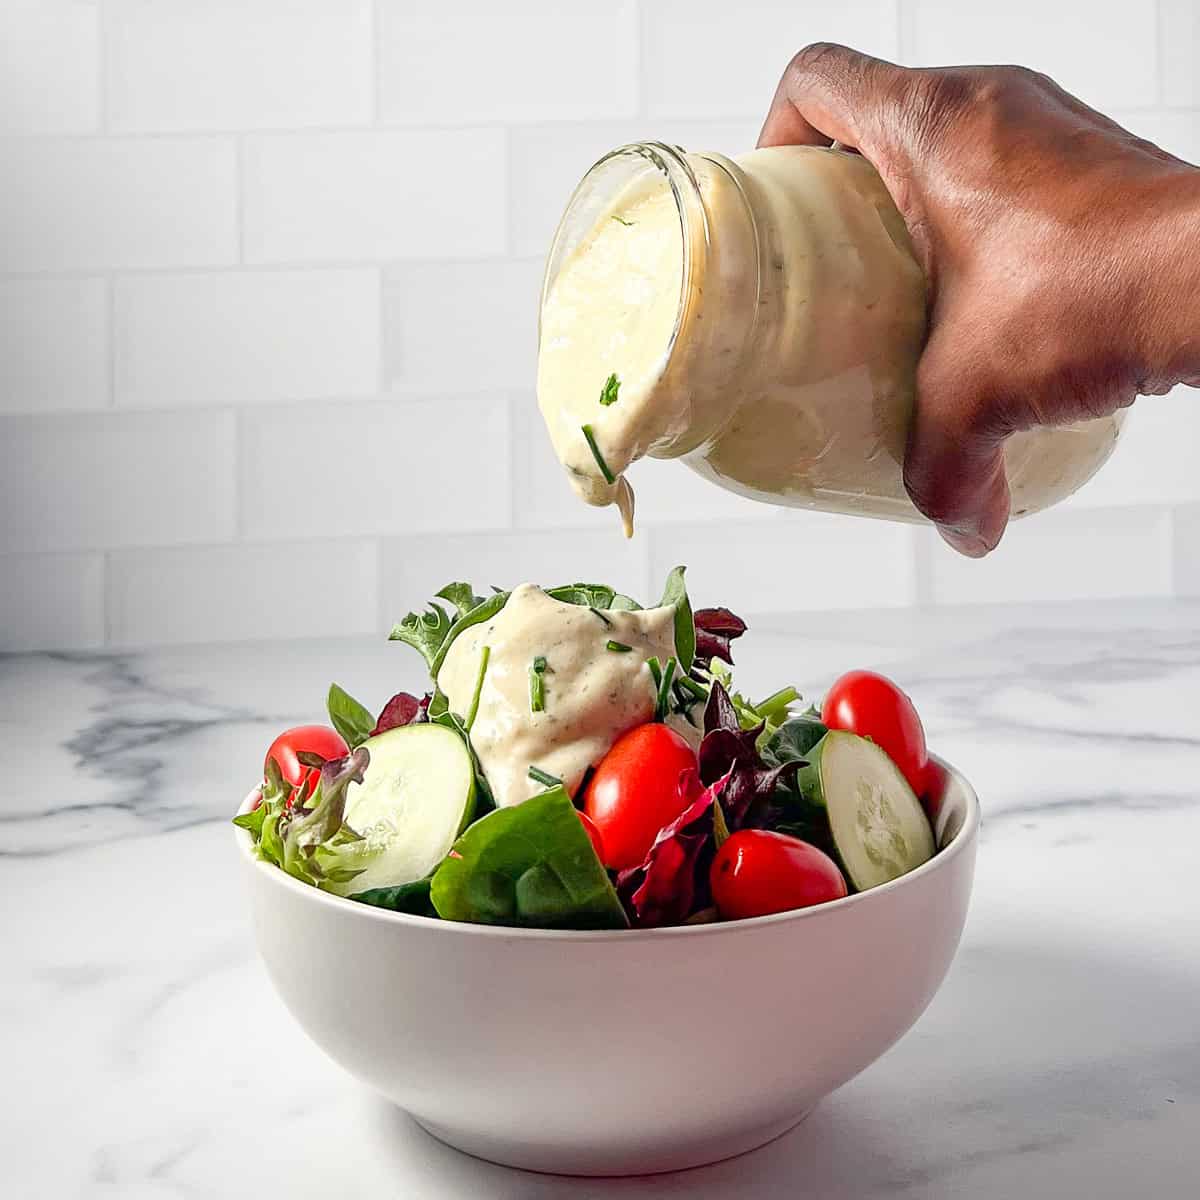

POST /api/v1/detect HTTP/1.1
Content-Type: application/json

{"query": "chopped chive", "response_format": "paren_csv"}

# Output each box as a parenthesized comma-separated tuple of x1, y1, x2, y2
(598, 372, 621, 407)
(755, 686, 799, 717)
(654, 657, 677, 722)
(611, 215, 634, 227)
(606, 640, 632, 653)
(589, 606, 613, 627)
(676, 674, 708, 701)
(527, 765, 561, 788)
(581, 424, 615, 484)
(529, 655, 548, 713)
(646, 656, 662, 688)
(463, 645, 490, 732)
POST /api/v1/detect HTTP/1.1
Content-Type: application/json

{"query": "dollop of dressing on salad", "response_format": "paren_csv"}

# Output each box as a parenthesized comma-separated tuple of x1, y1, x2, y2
(437, 583, 695, 807)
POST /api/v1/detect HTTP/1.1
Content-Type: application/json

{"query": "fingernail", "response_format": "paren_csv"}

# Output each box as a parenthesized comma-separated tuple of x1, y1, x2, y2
(938, 527, 990, 558)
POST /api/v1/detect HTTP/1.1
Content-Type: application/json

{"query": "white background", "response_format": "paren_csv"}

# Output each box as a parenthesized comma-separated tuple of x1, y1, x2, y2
(2, 0, 1199, 650)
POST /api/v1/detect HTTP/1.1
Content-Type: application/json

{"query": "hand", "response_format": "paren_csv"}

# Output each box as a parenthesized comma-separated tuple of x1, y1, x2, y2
(759, 44, 1200, 555)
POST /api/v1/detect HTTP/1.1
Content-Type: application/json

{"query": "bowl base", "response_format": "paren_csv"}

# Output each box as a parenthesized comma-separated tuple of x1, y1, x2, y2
(410, 1106, 815, 1177)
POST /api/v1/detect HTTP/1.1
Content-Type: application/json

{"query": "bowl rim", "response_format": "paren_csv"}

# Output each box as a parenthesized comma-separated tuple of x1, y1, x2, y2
(233, 753, 979, 943)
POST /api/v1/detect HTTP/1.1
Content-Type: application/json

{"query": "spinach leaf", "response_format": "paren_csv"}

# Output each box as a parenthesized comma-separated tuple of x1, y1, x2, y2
(764, 716, 828, 767)
(545, 582, 642, 611)
(430, 591, 510, 676)
(659, 565, 695, 672)
(326, 682, 375, 748)
(436, 582, 485, 618)
(350, 876, 436, 916)
(431, 787, 628, 929)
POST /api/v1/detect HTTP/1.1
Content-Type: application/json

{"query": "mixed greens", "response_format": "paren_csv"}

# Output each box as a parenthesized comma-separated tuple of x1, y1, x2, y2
(236, 569, 938, 929)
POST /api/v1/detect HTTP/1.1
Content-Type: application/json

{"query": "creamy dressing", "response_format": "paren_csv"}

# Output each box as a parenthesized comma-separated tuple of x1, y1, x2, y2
(538, 144, 1122, 528)
(437, 584, 696, 808)
(538, 179, 684, 521)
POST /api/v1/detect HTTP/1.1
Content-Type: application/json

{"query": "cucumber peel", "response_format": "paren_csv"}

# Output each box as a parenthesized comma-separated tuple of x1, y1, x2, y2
(324, 723, 476, 897)
(800, 731, 935, 891)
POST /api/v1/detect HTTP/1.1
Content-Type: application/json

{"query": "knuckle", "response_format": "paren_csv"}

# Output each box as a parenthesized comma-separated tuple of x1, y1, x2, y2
(900, 68, 980, 145)
(788, 42, 849, 80)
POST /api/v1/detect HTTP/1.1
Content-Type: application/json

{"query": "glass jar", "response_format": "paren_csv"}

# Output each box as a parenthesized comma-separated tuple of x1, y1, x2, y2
(537, 142, 1123, 526)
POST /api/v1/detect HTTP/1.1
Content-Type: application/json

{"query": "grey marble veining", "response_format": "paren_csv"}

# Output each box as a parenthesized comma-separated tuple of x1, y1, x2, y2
(3, 599, 1199, 1198)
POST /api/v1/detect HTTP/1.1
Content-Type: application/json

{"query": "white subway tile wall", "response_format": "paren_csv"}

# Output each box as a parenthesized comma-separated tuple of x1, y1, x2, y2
(0, 1, 99, 136)
(1, 1, 1197, 648)
(114, 269, 381, 406)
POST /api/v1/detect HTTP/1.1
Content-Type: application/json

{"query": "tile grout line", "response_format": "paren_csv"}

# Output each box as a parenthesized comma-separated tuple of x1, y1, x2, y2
(235, 134, 248, 265)
(369, 0, 383, 125)
(105, 273, 117, 408)
(375, 263, 388, 394)
(233, 407, 246, 543)
(95, 0, 110, 133)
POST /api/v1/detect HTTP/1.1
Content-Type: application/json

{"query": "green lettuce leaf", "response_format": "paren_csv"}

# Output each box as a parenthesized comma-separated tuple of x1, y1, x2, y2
(436, 582, 485, 618)
(389, 602, 455, 670)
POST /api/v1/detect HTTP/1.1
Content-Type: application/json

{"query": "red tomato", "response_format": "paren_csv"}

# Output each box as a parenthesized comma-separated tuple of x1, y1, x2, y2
(821, 670, 930, 797)
(577, 811, 606, 862)
(710, 830, 847, 920)
(583, 724, 698, 870)
(265, 725, 349, 806)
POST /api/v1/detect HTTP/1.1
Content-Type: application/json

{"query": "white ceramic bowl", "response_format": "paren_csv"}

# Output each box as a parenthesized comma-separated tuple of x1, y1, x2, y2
(235, 758, 978, 1176)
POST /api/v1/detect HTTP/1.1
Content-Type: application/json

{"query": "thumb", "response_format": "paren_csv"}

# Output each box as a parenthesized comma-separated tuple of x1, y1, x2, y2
(757, 43, 907, 150)
(904, 329, 1012, 557)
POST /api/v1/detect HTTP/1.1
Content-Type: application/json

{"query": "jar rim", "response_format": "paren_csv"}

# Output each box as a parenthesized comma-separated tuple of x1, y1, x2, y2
(538, 141, 705, 374)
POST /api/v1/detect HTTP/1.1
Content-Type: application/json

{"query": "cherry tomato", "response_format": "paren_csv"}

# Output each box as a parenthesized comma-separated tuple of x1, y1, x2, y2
(265, 725, 349, 806)
(710, 829, 847, 920)
(583, 723, 699, 870)
(821, 669, 930, 797)
(577, 811, 606, 862)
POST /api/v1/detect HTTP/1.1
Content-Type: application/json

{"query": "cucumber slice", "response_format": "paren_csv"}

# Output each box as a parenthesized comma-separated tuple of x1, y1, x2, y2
(801, 731, 935, 891)
(325, 724, 475, 897)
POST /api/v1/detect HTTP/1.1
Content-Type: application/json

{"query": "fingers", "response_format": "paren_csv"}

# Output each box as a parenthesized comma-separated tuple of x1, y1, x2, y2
(757, 42, 906, 150)
(904, 331, 1013, 557)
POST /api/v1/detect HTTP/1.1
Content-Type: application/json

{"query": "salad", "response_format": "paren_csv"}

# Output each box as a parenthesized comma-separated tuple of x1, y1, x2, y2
(234, 568, 938, 929)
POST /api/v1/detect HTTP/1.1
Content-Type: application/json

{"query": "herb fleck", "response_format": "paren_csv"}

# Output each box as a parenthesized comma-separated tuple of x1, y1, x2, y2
(611, 215, 634, 227)
(606, 640, 632, 653)
(599, 373, 621, 407)
(529, 655, 548, 714)
(581, 424, 615, 484)
(527, 765, 561, 788)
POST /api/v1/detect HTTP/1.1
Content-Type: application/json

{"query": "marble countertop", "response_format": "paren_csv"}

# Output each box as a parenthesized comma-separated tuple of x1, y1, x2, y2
(4, 600, 1199, 1198)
